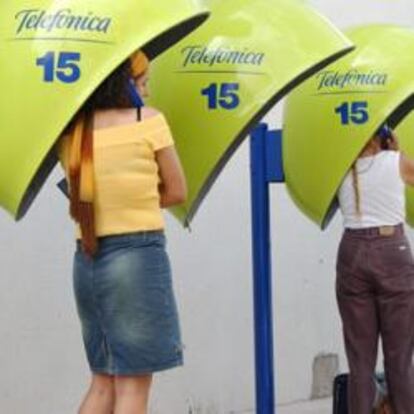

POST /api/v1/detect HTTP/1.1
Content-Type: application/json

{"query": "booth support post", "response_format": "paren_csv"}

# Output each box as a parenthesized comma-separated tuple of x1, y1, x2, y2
(250, 123, 284, 414)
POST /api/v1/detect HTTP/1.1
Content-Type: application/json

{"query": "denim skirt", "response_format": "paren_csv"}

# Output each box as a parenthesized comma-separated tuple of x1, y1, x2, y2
(73, 230, 183, 375)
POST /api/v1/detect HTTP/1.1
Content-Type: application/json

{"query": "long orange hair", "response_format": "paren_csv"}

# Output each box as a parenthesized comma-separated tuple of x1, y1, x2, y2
(68, 111, 96, 256)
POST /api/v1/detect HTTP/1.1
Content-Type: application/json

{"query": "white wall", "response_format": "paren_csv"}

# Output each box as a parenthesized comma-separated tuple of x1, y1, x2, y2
(1, 1, 414, 413)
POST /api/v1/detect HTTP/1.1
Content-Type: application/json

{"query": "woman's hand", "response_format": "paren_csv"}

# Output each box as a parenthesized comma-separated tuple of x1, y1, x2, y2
(155, 146, 187, 208)
(387, 131, 399, 151)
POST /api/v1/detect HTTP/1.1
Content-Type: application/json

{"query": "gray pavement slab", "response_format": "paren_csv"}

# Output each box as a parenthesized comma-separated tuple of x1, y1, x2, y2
(277, 397, 332, 414)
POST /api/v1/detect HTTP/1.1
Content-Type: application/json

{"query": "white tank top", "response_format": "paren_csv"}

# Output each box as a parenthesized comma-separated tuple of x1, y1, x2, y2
(337, 151, 405, 229)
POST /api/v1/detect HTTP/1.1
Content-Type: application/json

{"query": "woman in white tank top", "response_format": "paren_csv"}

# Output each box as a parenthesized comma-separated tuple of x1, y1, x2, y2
(336, 126, 414, 414)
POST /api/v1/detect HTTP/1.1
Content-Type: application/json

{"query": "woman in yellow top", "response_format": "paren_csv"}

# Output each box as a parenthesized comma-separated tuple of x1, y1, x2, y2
(58, 51, 187, 414)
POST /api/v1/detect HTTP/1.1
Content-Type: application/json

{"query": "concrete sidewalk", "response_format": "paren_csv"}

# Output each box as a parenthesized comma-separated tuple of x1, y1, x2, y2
(277, 397, 332, 414)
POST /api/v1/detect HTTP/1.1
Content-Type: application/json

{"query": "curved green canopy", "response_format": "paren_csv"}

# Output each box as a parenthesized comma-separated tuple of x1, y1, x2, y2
(147, 0, 354, 225)
(283, 24, 414, 228)
(0, 0, 208, 219)
(396, 113, 414, 226)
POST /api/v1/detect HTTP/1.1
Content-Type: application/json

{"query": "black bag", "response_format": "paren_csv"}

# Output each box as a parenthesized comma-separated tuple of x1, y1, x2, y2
(333, 373, 348, 414)
(333, 373, 388, 414)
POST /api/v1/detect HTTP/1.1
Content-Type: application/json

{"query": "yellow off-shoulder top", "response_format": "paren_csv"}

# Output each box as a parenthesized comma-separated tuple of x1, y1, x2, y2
(57, 113, 174, 237)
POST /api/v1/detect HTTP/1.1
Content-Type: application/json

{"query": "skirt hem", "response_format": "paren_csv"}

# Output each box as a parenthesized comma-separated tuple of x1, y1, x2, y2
(89, 357, 184, 376)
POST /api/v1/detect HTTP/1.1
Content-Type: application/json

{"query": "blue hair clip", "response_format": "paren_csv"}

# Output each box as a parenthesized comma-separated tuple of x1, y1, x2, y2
(378, 123, 392, 140)
(128, 79, 144, 108)
(377, 123, 393, 150)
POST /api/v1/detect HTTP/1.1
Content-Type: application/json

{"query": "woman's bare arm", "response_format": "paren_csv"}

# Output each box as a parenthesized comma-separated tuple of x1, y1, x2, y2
(156, 146, 187, 208)
(391, 131, 414, 186)
(400, 152, 414, 187)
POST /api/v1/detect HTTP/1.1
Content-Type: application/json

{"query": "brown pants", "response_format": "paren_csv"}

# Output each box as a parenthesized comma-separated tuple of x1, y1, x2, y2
(336, 225, 414, 414)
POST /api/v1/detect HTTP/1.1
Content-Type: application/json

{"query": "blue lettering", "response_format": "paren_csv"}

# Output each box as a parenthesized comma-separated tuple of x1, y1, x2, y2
(15, 8, 112, 35)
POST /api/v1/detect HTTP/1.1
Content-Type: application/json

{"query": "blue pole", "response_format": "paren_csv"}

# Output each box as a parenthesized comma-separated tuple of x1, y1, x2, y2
(250, 123, 275, 414)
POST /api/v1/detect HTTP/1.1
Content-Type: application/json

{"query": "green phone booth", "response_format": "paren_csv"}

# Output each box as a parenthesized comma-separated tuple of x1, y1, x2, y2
(147, 0, 354, 225)
(0, 0, 209, 219)
(283, 24, 414, 228)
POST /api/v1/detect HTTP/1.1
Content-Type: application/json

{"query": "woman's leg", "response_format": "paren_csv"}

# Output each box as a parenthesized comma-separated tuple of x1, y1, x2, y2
(375, 237, 414, 414)
(114, 374, 152, 414)
(78, 373, 115, 414)
(337, 281, 379, 414)
(336, 236, 379, 414)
